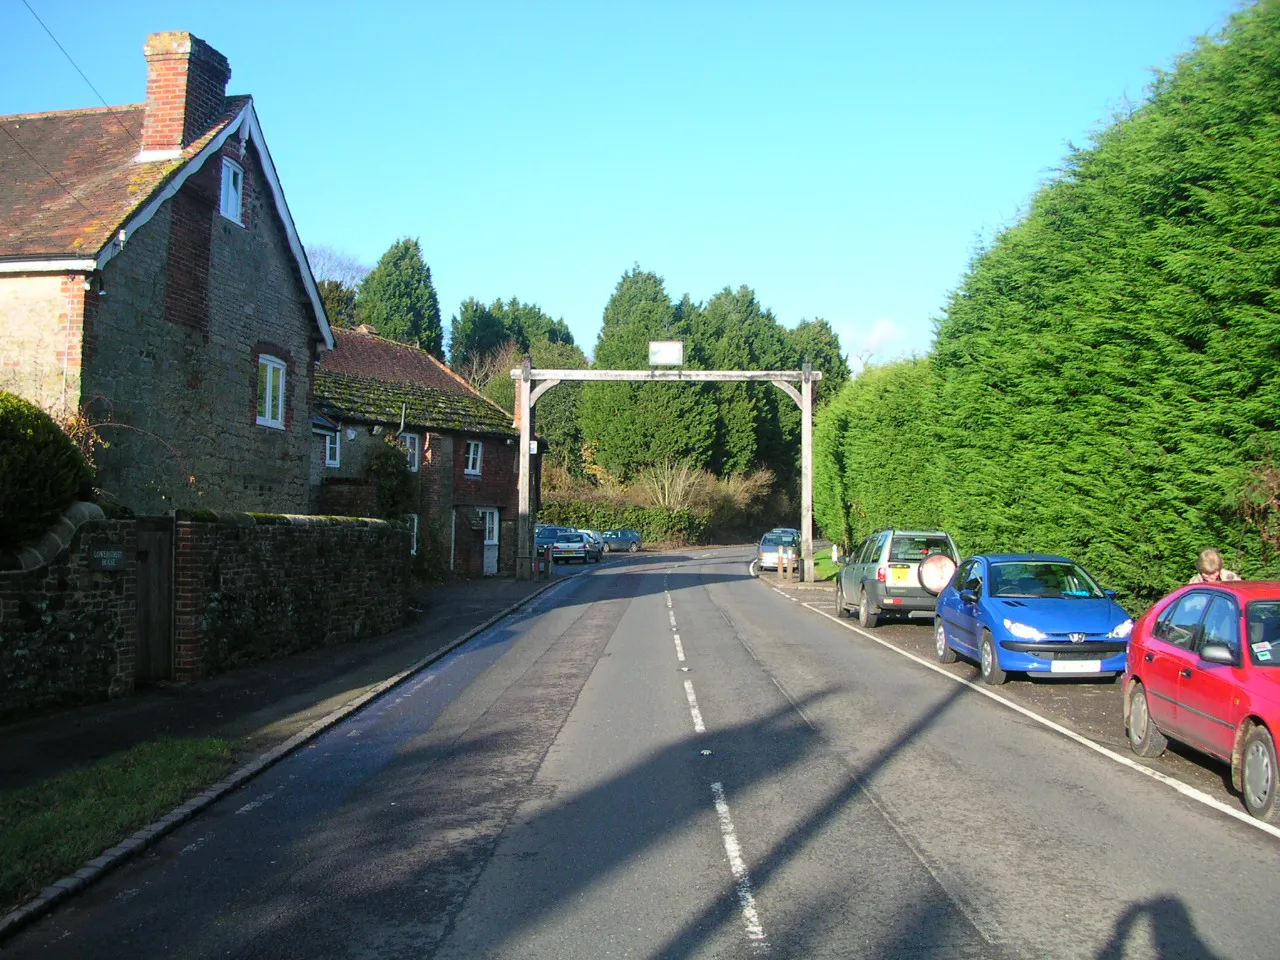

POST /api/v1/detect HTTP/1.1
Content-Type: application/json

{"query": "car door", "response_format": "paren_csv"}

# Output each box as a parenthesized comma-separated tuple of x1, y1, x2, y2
(1175, 593, 1245, 759)
(1144, 592, 1211, 737)
(943, 559, 983, 655)
(841, 534, 873, 596)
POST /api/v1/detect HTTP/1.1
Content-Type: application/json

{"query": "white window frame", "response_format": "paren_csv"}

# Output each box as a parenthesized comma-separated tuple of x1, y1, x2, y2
(324, 431, 340, 467)
(464, 439, 483, 476)
(403, 432, 420, 472)
(409, 513, 419, 556)
(256, 355, 286, 429)
(220, 158, 243, 223)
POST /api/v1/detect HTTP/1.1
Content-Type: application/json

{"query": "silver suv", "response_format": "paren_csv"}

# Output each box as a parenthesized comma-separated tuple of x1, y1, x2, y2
(836, 529, 959, 627)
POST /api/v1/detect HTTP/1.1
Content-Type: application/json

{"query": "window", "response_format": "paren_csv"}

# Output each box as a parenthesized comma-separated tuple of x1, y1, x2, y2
(220, 158, 243, 223)
(324, 431, 340, 467)
(1155, 593, 1211, 649)
(408, 514, 419, 556)
(483, 508, 498, 545)
(1199, 596, 1240, 657)
(403, 433, 420, 472)
(465, 440, 483, 476)
(256, 355, 285, 428)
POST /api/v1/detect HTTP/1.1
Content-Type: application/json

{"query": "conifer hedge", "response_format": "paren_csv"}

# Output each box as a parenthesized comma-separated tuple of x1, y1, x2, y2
(815, 1, 1280, 602)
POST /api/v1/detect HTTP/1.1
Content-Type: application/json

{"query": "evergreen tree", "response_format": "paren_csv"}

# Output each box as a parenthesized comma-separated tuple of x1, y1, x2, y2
(579, 267, 715, 478)
(449, 298, 507, 369)
(316, 279, 358, 330)
(788, 318, 852, 401)
(357, 238, 443, 356)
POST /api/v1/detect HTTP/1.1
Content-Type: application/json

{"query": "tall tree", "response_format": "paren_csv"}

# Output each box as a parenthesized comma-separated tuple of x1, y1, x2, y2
(788, 318, 852, 400)
(579, 267, 715, 478)
(449, 298, 508, 371)
(357, 238, 443, 356)
(316, 279, 358, 329)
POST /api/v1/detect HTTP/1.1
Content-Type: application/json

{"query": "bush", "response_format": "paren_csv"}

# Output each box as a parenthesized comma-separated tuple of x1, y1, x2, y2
(366, 434, 416, 519)
(0, 392, 94, 548)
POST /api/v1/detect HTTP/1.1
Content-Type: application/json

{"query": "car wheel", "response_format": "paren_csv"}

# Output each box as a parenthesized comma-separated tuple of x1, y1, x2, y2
(1242, 725, 1280, 823)
(629, 542, 639, 553)
(857, 590, 880, 629)
(934, 619, 957, 663)
(1126, 682, 1167, 758)
(603, 542, 611, 553)
(979, 631, 1007, 685)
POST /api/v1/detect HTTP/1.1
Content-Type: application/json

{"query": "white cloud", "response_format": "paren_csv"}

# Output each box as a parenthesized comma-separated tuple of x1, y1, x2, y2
(830, 317, 911, 372)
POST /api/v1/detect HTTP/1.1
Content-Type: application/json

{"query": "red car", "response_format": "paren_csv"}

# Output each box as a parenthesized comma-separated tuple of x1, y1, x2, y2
(1122, 580, 1280, 821)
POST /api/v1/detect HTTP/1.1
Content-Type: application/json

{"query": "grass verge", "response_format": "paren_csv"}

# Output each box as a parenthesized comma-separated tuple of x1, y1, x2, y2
(0, 737, 235, 913)
(813, 555, 840, 582)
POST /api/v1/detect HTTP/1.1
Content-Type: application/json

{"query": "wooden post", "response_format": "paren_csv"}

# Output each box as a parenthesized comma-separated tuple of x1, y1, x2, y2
(801, 362, 814, 584)
(516, 358, 533, 580)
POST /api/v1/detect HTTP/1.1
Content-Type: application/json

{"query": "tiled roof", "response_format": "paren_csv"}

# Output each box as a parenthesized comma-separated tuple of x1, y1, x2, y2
(315, 370, 517, 437)
(323, 328, 491, 397)
(0, 97, 250, 259)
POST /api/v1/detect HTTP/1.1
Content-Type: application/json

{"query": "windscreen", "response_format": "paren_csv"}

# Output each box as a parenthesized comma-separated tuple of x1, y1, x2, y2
(556, 533, 585, 544)
(889, 536, 954, 562)
(989, 561, 1104, 599)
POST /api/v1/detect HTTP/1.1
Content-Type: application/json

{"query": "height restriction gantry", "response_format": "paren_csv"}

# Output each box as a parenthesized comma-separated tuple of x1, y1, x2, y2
(510, 362, 822, 583)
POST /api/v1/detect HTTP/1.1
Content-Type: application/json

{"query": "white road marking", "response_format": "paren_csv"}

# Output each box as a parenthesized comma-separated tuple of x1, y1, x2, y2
(669, 610, 678, 628)
(235, 791, 275, 815)
(674, 633, 686, 662)
(799, 600, 1280, 842)
(683, 679, 706, 733)
(710, 781, 767, 945)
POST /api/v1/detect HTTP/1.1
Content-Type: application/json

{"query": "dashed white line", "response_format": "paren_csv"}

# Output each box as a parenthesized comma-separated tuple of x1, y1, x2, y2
(683, 679, 706, 733)
(710, 781, 767, 945)
(673, 633, 686, 662)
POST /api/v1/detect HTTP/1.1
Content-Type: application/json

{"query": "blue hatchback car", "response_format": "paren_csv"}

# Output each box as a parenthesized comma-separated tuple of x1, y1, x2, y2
(934, 554, 1133, 685)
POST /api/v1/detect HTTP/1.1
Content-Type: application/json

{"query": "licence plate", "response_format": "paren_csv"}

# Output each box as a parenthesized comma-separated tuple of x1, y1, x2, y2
(888, 565, 912, 586)
(1051, 660, 1101, 673)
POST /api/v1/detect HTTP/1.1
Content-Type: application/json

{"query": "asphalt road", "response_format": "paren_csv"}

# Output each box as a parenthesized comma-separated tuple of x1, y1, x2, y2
(8, 548, 1280, 959)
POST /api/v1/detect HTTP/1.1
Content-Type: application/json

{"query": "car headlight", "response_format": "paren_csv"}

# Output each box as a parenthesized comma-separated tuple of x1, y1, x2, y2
(1003, 619, 1048, 641)
(1108, 619, 1134, 639)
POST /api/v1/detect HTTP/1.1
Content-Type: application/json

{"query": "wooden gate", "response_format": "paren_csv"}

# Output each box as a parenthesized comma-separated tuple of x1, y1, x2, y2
(135, 518, 174, 683)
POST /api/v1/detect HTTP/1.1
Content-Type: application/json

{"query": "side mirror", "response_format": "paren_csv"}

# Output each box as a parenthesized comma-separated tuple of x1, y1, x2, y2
(1199, 643, 1238, 666)
(1104, 589, 1118, 600)
(959, 589, 979, 605)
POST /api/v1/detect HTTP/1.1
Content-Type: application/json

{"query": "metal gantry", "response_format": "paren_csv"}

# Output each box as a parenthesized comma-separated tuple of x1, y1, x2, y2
(511, 362, 822, 582)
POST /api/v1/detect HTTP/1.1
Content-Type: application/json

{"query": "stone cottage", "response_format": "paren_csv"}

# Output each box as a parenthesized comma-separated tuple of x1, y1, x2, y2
(0, 31, 333, 515)
(313, 327, 539, 576)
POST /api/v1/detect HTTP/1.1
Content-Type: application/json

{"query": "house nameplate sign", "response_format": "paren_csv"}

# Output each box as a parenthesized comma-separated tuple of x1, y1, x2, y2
(89, 544, 126, 571)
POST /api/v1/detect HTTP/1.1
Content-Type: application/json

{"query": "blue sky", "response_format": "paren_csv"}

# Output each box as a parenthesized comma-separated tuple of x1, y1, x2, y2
(2, 0, 1241, 366)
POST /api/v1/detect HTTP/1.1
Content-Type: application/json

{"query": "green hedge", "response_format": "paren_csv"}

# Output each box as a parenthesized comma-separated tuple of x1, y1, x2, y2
(0, 392, 94, 548)
(538, 501, 706, 546)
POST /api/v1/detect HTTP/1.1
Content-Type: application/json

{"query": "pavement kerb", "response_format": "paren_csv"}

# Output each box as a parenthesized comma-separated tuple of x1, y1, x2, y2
(0, 568, 587, 943)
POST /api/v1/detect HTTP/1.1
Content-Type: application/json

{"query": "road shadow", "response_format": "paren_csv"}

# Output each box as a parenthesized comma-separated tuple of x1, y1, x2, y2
(1095, 896, 1226, 960)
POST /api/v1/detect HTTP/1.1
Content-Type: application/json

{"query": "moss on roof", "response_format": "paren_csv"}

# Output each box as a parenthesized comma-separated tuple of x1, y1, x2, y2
(315, 371, 516, 437)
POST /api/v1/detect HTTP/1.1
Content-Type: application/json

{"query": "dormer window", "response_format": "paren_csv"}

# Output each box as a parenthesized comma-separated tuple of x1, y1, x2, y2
(220, 158, 243, 223)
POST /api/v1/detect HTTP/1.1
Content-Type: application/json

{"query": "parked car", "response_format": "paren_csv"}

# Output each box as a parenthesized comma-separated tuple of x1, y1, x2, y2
(1123, 580, 1280, 822)
(552, 531, 602, 564)
(602, 529, 643, 553)
(837, 529, 960, 627)
(580, 529, 605, 554)
(756, 531, 799, 571)
(536, 525, 573, 549)
(934, 554, 1132, 685)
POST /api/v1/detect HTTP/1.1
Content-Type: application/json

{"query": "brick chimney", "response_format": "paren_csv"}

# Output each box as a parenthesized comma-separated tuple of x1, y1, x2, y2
(138, 31, 230, 158)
